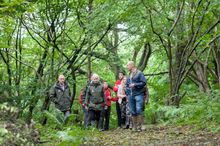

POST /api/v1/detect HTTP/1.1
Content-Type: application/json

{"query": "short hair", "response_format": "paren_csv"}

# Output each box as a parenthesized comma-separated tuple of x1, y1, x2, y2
(91, 73, 100, 80)
(58, 74, 65, 79)
(127, 61, 135, 67)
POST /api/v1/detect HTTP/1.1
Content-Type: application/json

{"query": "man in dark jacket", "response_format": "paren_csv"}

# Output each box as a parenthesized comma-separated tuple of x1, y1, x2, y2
(84, 73, 107, 130)
(49, 75, 72, 122)
(126, 61, 146, 132)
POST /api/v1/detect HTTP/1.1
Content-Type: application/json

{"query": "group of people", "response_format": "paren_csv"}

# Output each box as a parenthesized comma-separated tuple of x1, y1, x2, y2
(49, 61, 148, 132)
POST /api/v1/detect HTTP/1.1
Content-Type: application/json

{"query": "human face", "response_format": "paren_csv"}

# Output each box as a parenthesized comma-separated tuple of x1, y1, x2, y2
(58, 75, 65, 85)
(127, 63, 133, 72)
(103, 82, 108, 89)
(119, 73, 124, 80)
(122, 77, 127, 84)
(92, 76, 99, 84)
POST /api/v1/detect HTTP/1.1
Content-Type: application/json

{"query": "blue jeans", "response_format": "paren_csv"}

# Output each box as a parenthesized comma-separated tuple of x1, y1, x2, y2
(128, 94, 144, 116)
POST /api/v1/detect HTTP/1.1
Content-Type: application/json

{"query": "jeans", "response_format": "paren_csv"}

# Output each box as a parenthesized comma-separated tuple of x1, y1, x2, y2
(128, 94, 144, 116)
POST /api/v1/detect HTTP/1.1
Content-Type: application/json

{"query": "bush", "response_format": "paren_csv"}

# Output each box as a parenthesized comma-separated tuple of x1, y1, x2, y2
(147, 91, 220, 131)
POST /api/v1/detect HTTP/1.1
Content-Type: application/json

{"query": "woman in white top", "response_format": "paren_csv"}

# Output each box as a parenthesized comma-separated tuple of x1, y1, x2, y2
(117, 77, 129, 128)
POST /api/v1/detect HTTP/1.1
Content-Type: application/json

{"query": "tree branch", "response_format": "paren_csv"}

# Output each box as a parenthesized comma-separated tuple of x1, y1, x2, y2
(168, 0, 185, 36)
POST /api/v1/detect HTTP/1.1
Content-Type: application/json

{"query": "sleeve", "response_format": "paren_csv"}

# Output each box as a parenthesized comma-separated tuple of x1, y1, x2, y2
(68, 87, 72, 101)
(84, 86, 90, 106)
(79, 91, 83, 105)
(49, 86, 57, 103)
(106, 90, 111, 100)
(134, 72, 146, 88)
(111, 97, 118, 102)
(102, 86, 107, 105)
(113, 80, 120, 92)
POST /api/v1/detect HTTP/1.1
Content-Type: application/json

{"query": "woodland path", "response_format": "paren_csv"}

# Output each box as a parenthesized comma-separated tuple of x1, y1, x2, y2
(83, 125, 220, 146)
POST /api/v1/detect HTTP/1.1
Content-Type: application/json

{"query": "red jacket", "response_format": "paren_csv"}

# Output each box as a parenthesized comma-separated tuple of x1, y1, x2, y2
(105, 87, 117, 106)
(113, 80, 121, 101)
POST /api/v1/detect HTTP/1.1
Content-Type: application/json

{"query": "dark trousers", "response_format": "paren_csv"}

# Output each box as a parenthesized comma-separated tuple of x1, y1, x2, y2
(116, 101, 122, 127)
(88, 109, 102, 129)
(120, 99, 127, 126)
(103, 106, 111, 130)
(83, 108, 89, 128)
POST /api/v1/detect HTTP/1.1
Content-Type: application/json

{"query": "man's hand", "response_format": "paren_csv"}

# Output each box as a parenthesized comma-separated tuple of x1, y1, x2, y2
(85, 105, 88, 110)
(104, 105, 108, 110)
(129, 83, 135, 88)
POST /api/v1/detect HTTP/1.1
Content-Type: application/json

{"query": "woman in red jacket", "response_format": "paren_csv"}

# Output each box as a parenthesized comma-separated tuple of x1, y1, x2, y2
(113, 71, 125, 128)
(102, 81, 117, 131)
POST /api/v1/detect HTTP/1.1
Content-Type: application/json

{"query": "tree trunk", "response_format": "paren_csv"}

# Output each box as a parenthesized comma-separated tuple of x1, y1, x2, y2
(87, 0, 93, 78)
(40, 92, 51, 125)
(169, 1, 185, 106)
(137, 42, 152, 72)
(212, 40, 220, 86)
(70, 68, 76, 109)
(190, 59, 210, 92)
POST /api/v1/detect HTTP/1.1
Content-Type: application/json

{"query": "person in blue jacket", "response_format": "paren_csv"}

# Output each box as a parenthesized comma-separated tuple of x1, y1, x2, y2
(126, 61, 146, 132)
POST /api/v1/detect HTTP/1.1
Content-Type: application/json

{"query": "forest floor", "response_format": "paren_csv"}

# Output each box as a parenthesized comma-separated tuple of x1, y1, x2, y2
(82, 125, 220, 146)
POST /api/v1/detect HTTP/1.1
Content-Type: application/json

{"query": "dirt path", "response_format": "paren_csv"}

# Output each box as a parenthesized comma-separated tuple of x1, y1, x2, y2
(83, 125, 220, 146)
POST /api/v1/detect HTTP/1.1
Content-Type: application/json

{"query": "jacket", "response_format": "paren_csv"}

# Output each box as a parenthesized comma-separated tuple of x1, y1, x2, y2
(126, 70, 146, 96)
(105, 87, 117, 107)
(85, 82, 106, 111)
(113, 80, 121, 101)
(49, 82, 72, 112)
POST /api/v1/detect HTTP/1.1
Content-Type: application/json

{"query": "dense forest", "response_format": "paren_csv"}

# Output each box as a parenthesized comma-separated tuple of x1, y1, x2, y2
(0, 0, 220, 145)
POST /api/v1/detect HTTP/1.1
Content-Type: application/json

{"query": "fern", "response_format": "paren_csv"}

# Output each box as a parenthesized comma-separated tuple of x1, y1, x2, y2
(42, 111, 63, 127)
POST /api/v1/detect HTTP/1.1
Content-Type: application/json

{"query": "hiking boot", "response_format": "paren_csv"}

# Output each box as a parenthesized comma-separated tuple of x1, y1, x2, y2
(122, 125, 127, 129)
(141, 116, 146, 131)
(131, 116, 137, 132)
(136, 115, 142, 132)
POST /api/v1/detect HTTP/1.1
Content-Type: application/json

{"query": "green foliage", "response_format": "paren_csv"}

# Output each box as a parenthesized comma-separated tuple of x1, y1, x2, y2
(1, 0, 220, 145)
(37, 123, 98, 146)
(0, 103, 39, 145)
(57, 126, 98, 146)
(42, 110, 63, 128)
(151, 91, 220, 131)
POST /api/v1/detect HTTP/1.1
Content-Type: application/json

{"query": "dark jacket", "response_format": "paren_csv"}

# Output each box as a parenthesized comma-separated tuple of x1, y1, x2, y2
(49, 82, 72, 112)
(126, 70, 146, 96)
(85, 82, 106, 111)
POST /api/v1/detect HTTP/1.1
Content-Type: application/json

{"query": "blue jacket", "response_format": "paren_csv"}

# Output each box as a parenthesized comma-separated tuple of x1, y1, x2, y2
(126, 70, 146, 97)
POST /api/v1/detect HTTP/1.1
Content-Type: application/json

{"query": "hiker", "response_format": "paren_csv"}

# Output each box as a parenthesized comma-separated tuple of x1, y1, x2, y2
(113, 71, 126, 128)
(117, 76, 131, 129)
(102, 81, 117, 131)
(49, 74, 72, 122)
(84, 73, 107, 130)
(80, 73, 94, 128)
(79, 88, 89, 128)
(126, 61, 147, 131)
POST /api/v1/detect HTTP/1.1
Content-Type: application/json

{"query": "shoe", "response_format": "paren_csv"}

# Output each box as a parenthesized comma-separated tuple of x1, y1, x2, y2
(99, 129, 105, 132)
